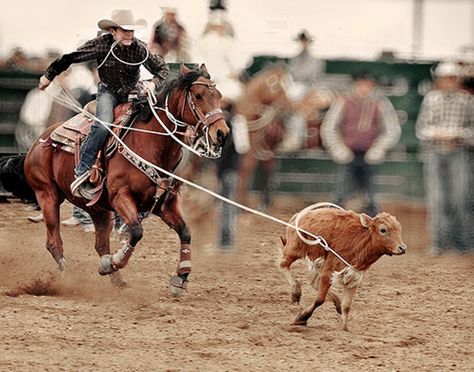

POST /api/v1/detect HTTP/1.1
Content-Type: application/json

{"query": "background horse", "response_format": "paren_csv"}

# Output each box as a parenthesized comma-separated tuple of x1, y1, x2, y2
(234, 65, 332, 209)
(19, 64, 229, 293)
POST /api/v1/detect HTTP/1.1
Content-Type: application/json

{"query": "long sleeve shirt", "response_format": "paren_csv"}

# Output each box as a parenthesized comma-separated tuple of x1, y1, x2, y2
(416, 89, 474, 146)
(321, 93, 401, 156)
(44, 33, 169, 98)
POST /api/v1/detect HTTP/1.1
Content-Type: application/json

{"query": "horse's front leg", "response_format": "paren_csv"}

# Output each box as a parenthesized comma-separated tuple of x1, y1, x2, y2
(156, 191, 191, 297)
(103, 188, 143, 275)
(88, 210, 126, 287)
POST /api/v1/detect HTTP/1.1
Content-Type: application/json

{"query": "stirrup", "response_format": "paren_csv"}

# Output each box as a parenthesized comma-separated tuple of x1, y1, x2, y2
(70, 170, 92, 198)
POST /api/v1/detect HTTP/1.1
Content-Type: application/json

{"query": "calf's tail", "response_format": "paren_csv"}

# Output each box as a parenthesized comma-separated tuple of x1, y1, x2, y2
(0, 154, 37, 203)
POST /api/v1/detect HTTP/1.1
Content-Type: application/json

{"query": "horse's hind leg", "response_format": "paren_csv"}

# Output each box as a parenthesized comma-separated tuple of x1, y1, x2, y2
(156, 191, 191, 297)
(36, 189, 66, 272)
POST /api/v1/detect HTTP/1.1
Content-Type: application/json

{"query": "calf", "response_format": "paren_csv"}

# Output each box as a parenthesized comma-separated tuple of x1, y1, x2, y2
(277, 206, 406, 331)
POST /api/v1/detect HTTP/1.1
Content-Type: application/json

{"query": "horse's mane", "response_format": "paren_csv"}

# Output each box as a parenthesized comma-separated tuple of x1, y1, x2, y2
(136, 69, 210, 122)
(156, 69, 210, 107)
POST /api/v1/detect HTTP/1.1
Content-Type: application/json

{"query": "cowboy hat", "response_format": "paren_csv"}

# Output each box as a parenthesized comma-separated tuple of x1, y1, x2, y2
(98, 9, 147, 31)
(293, 29, 315, 43)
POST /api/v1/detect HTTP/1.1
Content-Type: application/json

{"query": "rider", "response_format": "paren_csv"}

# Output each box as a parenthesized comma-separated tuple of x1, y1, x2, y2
(38, 9, 169, 199)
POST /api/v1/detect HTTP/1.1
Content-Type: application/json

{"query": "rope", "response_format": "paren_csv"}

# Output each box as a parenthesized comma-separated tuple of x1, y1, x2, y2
(42, 82, 358, 271)
(98, 39, 149, 69)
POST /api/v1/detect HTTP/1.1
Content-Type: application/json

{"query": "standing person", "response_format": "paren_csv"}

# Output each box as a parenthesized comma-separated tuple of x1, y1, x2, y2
(416, 61, 474, 255)
(38, 9, 169, 200)
(321, 71, 401, 216)
(193, 10, 247, 109)
(149, 5, 190, 62)
(193, 5, 248, 251)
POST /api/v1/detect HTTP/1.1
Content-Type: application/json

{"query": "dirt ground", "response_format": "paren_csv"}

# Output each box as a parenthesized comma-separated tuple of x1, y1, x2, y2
(0, 193, 473, 372)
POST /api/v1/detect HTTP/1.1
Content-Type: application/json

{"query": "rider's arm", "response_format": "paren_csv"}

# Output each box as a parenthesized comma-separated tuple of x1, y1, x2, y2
(42, 36, 102, 84)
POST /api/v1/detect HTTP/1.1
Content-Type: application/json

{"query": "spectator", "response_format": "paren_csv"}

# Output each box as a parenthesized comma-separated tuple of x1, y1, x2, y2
(283, 29, 325, 151)
(61, 205, 95, 233)
(289, 29, 325, 89)
(416, 61, 474, 255)
(193, 9, 248, 108)
(192, 4, 247, 251)
(149, 5, 190, 62)
(321, 71, 401, 216)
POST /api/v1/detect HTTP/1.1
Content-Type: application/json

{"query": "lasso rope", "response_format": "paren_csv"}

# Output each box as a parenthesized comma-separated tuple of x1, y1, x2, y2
(43, 83, 358, 271)
(97, 39, 149, 69)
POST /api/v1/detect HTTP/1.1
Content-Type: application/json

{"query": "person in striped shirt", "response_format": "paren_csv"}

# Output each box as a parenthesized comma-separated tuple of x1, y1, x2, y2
(416, 61, 474, 255)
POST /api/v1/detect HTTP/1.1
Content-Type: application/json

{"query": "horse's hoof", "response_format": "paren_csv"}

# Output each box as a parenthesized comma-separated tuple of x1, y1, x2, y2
(58, 257, 67, 273)
(169, 275, 188, 298)
(110, 271, 127, 288)
(98, 255, 118, 276)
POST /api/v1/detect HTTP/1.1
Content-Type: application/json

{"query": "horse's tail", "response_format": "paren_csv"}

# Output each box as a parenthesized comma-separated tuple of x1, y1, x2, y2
(0, 154, 37, 203)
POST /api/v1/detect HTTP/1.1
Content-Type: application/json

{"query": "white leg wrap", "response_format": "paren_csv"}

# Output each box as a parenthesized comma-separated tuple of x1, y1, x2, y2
(112, 243, 134, 266)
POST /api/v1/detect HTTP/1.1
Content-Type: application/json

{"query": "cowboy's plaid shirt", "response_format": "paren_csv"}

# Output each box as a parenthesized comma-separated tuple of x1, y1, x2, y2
(44, 33, 169, 98)
(416, 89, 474, 146)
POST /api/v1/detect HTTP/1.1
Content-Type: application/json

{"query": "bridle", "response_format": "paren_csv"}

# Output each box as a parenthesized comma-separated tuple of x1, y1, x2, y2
(181, 80, 226, 130)
(150, 76, 227, 158)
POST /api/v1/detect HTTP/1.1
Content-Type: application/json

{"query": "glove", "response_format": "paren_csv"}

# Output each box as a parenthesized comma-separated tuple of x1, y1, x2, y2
(38, 75, 51, 90)
(364, 147, 385, 164)
(332, 146, 354, 164)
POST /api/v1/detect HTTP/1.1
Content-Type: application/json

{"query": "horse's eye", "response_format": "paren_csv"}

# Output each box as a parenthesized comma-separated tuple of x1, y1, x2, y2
(195, 93, 202, 100)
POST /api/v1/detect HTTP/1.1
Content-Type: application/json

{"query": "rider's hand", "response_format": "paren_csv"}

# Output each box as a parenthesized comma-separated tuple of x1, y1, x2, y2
(140, 81, 156, 96)
(38, 76, 51, 90)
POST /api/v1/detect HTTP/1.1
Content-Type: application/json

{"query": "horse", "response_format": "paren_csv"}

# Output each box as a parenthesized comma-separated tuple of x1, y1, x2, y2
(233, 64, 332, 209)
(22, 63, 230, 294)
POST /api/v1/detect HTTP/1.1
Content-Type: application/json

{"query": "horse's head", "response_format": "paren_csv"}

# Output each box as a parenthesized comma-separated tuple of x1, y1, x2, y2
(166, 63, 230, 158)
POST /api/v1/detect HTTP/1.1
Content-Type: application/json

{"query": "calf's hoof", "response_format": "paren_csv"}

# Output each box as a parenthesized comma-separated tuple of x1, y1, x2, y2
(291, 292, 301, 304)
(292, 317, 308, 326)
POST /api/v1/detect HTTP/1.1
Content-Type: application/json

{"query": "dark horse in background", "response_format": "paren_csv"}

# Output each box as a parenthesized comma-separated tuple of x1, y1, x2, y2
(234, 65, 332, 209)
(4, 64, 229, 295)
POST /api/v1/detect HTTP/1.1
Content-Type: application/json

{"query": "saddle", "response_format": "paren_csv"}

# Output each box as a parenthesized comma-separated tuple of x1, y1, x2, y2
(48, 101, 137, 203)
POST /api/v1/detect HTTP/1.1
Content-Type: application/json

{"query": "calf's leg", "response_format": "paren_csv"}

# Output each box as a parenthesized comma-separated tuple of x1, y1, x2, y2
(277, 254, 301, 304)
(340, 285, 357, 331)
(293, 270, 331, 325)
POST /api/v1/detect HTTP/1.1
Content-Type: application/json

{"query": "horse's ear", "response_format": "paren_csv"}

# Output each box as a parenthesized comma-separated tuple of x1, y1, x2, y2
(180, 63, 191, 75)
(200, 63, 209, 74)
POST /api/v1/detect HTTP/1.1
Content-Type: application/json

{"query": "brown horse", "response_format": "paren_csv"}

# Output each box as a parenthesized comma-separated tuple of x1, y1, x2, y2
(233, 65, 333, 209)
(23, 64, 229, 294)
(233, 65, 292, 208)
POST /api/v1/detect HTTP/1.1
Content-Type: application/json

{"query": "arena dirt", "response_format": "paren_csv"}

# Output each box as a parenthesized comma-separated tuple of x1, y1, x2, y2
(0, 194, 472, 371)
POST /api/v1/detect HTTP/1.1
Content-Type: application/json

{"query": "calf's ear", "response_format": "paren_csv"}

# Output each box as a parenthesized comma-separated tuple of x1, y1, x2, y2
(360, 213, 373, 228)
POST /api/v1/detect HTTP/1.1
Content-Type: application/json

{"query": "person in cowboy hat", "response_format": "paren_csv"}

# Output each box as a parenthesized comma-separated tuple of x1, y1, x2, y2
(38, 9, 169, 199)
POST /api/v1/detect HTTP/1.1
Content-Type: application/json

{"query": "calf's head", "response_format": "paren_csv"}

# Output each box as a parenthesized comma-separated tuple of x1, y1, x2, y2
(360, 212, 407, 256)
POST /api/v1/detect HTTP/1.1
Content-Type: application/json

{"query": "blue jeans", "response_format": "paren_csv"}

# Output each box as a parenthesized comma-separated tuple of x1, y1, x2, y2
(72, 205, 92, 225)
(332, 152, 378, 216)
(424, 148, 473, 252)
(75, 84, 125, 176)
(218, 171, 239, 249)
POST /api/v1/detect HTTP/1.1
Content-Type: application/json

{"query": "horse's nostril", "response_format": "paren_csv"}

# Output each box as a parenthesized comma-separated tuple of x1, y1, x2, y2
(217, 129, 226, 144)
